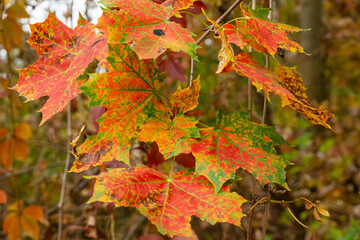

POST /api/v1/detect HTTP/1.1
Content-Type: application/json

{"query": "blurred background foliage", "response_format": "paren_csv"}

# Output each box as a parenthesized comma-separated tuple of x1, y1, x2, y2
(0, 0, 359, 239)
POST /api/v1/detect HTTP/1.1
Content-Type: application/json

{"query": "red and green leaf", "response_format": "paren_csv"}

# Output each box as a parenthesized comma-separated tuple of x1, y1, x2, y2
(190, 109, 289, 193)
(97, 0, 199, 59)
(222, 4, 306, 56)
(88, 166, 245, 237)
(138, 111, 200, 158)
(72, 43, 168, 172)
(12, 12, 108, 125)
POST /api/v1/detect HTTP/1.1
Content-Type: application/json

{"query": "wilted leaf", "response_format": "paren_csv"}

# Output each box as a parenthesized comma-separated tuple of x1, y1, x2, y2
(170, 76, 200, 113)
(88, 166, 245, 237)
(313, 208, 322, 222)
(12, 12, 108, 124)
(232, 53, 333, 129)
(316, 206, 330, 217)
(190, 109, 289, 192)
(203, 13, 234, 73)
(97, 0, 199, 59)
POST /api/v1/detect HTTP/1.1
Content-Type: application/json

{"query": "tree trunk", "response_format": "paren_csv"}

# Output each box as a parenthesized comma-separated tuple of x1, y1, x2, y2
(298, 0, 327, 103)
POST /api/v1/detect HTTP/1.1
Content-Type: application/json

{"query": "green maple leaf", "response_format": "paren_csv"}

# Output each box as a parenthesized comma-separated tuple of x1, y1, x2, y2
(88, 166, 245, 237)
(190, 108, 290, 193)
(71, 43, 168, 172)
(12, 12, 108, 125)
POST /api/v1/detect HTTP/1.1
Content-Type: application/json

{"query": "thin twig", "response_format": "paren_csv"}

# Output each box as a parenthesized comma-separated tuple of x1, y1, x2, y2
(248, 0, 256, 120)
(261, 3, 273, 238)
(247, 194, 258, 240)
(261, 184, 272, 240)
(189, 0, 243, 84)
(57, 104, 72, 240)
(262, 0, 273, 124)
(0, 162, 65, 181)
(123, 216, 147, 240)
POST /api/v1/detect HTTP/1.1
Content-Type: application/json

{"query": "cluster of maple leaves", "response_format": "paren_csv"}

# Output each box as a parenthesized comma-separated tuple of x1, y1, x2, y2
(10, 0, 333, 238)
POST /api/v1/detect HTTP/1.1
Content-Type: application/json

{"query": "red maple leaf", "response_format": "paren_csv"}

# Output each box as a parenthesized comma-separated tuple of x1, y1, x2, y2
(12, 13, 107, 125)
(97, 0, 199, 59)
(222, 4, 306, 56)
(88, 166, 245, 237)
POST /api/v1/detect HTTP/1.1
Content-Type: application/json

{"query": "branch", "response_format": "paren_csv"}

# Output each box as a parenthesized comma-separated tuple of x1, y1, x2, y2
(189, 0, 243, 84)
(57, 102, 72, 240)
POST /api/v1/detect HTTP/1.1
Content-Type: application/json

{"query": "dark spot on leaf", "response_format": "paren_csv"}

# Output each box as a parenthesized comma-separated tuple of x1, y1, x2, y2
(276, 47, 285, 58)
(153, 29, 165, 36)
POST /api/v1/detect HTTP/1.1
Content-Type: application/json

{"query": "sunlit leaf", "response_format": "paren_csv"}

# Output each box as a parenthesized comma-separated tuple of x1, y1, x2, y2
(72, 43, 168, 172)
(12, 12, 108, 124)
(97, 0, 199, 59)
(223, 4, 307, 56)
(88, 166, 245, 237)
(138, 111, 200, 158)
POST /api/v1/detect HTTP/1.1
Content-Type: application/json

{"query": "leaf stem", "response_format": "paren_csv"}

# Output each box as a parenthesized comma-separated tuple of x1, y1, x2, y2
(176, 11, 213, 32)
(168, 156, 176, 179)
(262, 0, 273, 125)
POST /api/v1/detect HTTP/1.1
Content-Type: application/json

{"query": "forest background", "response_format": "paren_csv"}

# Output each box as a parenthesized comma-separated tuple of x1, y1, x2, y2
(0, 0, 359, 239)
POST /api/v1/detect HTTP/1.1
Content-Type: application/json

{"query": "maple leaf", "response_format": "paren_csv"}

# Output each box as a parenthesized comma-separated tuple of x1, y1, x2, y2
(190, 108, 289, 193)
(232, 53, 333, 129)
(12, 12, 108, 125)
(97, 0, 199, 59)
(222, 4, 306, 57)
(88, 166, 245, 237)
(138, 110, 200, 158)
(71, 43, 168, 172)
(222, 21, 267, 54)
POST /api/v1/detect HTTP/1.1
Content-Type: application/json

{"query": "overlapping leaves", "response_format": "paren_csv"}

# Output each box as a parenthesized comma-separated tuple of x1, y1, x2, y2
(88, 166, 245, 237)
(13, 13, 107, 124)
(206, 9, 333, 129)
(97, 0, 199, 59)
(190, 109, 289, 193)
